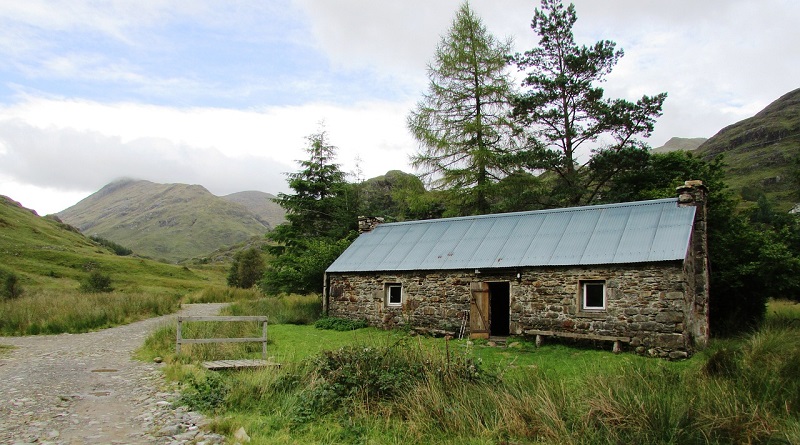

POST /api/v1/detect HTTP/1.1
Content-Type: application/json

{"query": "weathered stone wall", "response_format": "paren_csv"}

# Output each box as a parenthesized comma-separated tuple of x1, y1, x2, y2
(327, 261, 698, 356)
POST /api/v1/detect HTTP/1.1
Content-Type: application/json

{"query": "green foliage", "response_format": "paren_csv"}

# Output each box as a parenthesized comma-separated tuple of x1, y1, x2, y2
(511, 0, 666, 207)
(80, 270, 114, 293)
(314, 316, 368, 331)
(270, 128, 356, 244)
(262, 236, 353, 295)
(292, 339, 491, 422)
(356, 170, 441, 221)
(264, 128, 358, 294)
(180, 370, 229, 412)
(227, 247, 265, 289)
(89, 235, 133, 256)
(149, 319, 800, 444)
(0, 269, 23, 300)
(607, 150, 800, 334)
(408, 2, 518, 215)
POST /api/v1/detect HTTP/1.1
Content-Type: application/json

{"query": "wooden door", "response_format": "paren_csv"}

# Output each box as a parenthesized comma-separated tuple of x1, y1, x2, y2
(470, 282, 490, 339)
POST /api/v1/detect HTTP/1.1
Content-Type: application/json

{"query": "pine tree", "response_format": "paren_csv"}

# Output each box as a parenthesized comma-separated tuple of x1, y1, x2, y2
(512, 0, 666, 206)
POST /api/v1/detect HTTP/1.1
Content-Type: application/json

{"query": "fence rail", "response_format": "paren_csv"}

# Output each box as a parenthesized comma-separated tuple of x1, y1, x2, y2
(176, 315, 269, 359)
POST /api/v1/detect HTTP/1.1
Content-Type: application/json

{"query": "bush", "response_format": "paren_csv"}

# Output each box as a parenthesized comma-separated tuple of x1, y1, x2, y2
(1, 270, 23, 300)
(180, 370, 229, 412)
(227, 247, 265, 289)
(89, 235, 133, 256)
(80, 270, 113, 293)
(292, 339, 490, 421)
(314, 316, 368, 331)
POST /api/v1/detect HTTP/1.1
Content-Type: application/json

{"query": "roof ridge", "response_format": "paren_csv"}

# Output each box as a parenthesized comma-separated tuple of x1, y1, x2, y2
(378, 197, 679, 227)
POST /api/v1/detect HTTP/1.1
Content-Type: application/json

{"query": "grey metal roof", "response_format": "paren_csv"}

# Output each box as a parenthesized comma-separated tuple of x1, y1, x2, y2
(326, 198, 696, 273)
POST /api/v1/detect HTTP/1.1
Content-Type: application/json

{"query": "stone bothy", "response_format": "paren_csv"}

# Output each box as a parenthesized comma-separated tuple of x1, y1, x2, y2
(325, 181, 710, 357)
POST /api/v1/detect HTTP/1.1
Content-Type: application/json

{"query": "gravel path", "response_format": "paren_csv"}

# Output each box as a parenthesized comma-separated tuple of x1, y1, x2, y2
(0, 303, 229, 445)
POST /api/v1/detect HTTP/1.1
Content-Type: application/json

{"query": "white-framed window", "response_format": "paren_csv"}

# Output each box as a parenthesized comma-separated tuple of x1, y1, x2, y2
(581, 280, 606, 311)
(385, 283, 402, 307)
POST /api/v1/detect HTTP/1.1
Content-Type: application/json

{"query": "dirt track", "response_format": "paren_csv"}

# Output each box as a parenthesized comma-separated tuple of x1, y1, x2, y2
(0, 303, 227, 445)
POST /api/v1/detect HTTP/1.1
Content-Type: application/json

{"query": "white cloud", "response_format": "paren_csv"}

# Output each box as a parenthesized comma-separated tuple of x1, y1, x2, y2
(0, 96, 417, 213)
(1, 0, 799, 214)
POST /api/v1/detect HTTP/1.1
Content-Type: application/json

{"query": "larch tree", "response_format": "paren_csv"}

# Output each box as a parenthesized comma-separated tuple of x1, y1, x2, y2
(511, 0, 667, 206)
(408, 2, 518, 216)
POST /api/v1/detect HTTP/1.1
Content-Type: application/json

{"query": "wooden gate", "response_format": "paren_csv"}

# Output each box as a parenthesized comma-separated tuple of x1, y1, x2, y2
(469, 282, 490, 339)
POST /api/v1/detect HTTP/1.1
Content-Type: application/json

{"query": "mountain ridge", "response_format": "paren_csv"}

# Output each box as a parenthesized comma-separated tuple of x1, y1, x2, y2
(57, 179, 285, 263)
(695, 87, 800, 210)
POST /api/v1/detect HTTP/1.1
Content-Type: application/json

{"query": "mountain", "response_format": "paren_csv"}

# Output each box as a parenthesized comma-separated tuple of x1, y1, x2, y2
(221, 190, 285, 229)
(652, 137, 707, 154)
(695, 87, 800, 210)
(0, 195, 217, 292)
(57, 179, 284, 263)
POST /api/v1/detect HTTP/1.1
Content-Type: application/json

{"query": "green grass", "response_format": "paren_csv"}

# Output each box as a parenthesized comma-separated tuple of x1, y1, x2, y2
(182, 286, 264, 304)
(0, 195, 229, 336)
(138, 298, 800, 444)
(0, 289, 180, 335)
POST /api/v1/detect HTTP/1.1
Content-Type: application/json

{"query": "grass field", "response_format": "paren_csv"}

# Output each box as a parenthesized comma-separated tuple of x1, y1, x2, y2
(138, 298, 800, 444)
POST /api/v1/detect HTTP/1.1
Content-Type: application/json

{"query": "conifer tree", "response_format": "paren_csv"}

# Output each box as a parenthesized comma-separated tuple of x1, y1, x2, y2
(512, 0, 666, 206)
(408, 2, 518, 215)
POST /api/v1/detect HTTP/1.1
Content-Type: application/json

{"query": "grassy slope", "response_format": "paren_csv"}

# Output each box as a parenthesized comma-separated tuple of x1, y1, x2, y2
(695, 87, 800, 211)
(0, 194, 223, 294)
(57, 179, 274, 263)
(221, 190, 285, 230)
(140, 299, 800, 444)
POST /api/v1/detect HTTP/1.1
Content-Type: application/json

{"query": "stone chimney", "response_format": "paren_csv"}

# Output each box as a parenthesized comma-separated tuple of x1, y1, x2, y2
(358, 216, 384, 233)
(676, 180, 710, 349)
(676, 179, 707, 208)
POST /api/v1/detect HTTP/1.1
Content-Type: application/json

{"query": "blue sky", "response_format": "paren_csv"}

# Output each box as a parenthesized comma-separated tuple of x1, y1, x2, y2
(1, 0, 798, 214)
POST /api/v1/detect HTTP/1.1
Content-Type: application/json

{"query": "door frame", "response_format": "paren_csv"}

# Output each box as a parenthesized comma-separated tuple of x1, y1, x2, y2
(469, 280, 511, 339)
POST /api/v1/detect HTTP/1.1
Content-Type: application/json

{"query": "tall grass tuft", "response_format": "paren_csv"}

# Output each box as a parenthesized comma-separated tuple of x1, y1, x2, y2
(224, 294, 322, 325)
(0, 289, 179, 335)
(183, 286, 263, 303)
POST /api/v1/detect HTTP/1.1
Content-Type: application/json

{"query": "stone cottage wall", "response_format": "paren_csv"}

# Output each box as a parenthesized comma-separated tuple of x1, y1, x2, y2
(327, 261, 697, 356)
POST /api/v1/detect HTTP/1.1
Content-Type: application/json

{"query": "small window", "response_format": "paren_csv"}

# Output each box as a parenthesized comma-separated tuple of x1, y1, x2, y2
(581, 280, 606, 311)
(385, 283, 402, 307)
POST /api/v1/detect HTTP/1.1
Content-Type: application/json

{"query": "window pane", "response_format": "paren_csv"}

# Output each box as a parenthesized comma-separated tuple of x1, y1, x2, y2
(388, 285, 402, 305)
(584, 283, 604, 309)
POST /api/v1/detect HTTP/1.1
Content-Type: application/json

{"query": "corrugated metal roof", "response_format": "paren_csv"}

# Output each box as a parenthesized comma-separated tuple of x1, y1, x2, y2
(326, 198, 696, 273)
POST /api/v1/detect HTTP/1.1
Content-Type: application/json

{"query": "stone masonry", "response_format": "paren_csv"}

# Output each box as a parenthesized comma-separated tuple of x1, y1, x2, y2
(328, 261, 698, 356)
(327, 181, 711, 358)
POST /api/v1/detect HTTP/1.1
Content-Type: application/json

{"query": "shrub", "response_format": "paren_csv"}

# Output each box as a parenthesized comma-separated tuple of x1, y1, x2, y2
(180, 370, 229, 412)
(80, 270, 113, 293)
(1, 270, 23, 300)
(89, 235, 133, 256)
(292, 338, 491, 421)
(227, 247, 265, 289)
(314, 316, 368, 331)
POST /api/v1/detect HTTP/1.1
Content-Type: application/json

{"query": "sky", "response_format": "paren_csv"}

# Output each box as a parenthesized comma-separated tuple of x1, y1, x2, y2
(0, 0, 798, 215)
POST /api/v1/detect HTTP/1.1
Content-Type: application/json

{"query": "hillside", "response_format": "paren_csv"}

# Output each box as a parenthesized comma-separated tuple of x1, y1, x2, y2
(652, 137, 707, 154)
(695, 87, 800, 210)
(0, 195, 219, 293)
(57, 179, 282, 263)
(221, 190, 285, 229)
